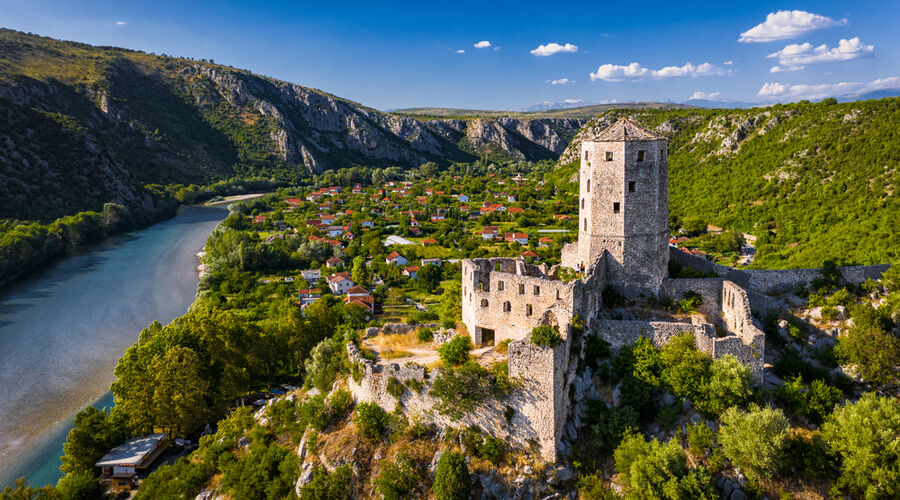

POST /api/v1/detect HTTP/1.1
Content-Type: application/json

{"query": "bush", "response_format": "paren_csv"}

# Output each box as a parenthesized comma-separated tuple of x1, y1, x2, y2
(821, 393, 900, 499)
(298, 465, 352, 500)
(776, 376, 842, 424)
(619, 375, 659, 423)
(304, 338, 343, 392)
(374, 453, 422, 500)
(583, 335, 611, 370)
(782, 432, 831, 477)
(430, 362, 496, 419)
(677, 291, 703, 313)
(613, 432, 716, 499)
(437, 335, 473, 365)
(718, 405, 789, 481)
(433, 451, 470, 500)
(583, 400, 639, 455)
(698, 355, 754, 415)
(134, 457, 214, 499)
(835, 314, 900, 387)
(56, 471, 106, 499)
(632, 336, 664, 386)
(661, 333, 711, 400)
(386, 377, 405, 399)
(416, 327, 434, 343)
(687, 422, 715, 458)
(576, 473, 618, 499)
(530, 325, 562, 347)
(354, 402, 389, 441)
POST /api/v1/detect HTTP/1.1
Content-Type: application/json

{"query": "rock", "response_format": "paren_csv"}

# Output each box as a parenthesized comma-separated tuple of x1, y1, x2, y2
(556, 440, 570, 457)
(729, 488, 747, 500)
(722, 479, 735, 499)
(566, 422, 577, 441)
(237, 436, 251, 449)
(364, 327, 380, 338)
(429, 450, 443, 473)
(612, 382, 622, 407)
(374, 448, 383, 461)
(307, 387, 321, 397)
(555, 466, 574, 483)
(297, 432, 308, 460)
(662, 392, 676, 406)
(195, 490, 215, 500)
(295, 464, 314, 496)
(573, 378, 585, 402)
(689, 413, 701, 424)
(523, 465, 533, 475)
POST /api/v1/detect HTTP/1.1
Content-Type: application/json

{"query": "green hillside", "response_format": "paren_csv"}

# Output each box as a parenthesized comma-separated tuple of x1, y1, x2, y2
(557, 99, 900, 269)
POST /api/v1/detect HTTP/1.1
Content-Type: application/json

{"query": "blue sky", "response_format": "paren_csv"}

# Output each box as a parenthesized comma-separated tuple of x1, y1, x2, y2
(3, 1, 899, 110)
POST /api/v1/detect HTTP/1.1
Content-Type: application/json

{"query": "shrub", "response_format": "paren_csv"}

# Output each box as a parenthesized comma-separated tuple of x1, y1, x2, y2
(687, 422, 715, 458)
(619, 375, 659, 423)
(583, 400, 639, 455)
(437, 335, 473, 365)
(403, 378, 423, 393)
(430, 362, 496, 419)
(433, 451, 470, 500)
(374, 453, 422, 500)
(583, 334, 611, 370)
(530, 325, 562, 347)
(835, 313, 900, 387)
(354, 402, 389, 441)
(57, 471, 107, 499)
(479, 435, 505, 465)
(661, 333, 711, 400)
(386, 377, 405, 399)
(416, 327, 434, 343)
(576, 473, 617, 499)
(698, 355, 754, 415)
(821, 393, 900, 499)
(677, 291, 703, 313)
(718, 405, 789, 481)
(304, 338, 343, 392)
(298, 465, 352, 500)
(776, 376, 842, 424)
(782, 432, 831, 477)
(613, 432, 716, 499)
(631, 336, 664, 386)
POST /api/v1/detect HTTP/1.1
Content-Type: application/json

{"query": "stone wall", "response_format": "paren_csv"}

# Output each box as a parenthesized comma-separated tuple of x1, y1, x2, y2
(670, 247, 890, 295)
(589, 319, 703, 350)
(462, 258, 575, 345)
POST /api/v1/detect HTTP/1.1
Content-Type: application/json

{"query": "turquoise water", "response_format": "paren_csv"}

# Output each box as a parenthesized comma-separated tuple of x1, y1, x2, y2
(0, 205, 227, 487)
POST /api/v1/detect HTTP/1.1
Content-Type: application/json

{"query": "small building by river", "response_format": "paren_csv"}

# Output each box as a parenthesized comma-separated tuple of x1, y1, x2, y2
(95, 433, 169, 487)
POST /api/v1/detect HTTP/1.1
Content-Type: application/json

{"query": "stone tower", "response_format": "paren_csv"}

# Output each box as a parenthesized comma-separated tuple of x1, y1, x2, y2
(575, 118, 669, 296)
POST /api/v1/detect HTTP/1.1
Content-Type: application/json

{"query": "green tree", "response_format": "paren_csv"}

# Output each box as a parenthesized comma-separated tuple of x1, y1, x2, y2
(660, 334, 711, 401)
(530, 325, 562, 347)
(151, 347, 210, 438)
(55, 472, 105, 500)
(417, 263, 442, 292)
(718, 405, 789, 481)
(304, 338, 343, 392)
(822, 393, 900, 499)
(433, 451, 470, 500)
(373, 453, 422, 500)
(437, 335, 473, 366)
(354, 402, 389, 440)
(698, 355, 754, 415)
(351, 256, 370, 286)
(60, 407, 126, 475)
(438, 282, 462, 328)
(613, 432, 716, 499)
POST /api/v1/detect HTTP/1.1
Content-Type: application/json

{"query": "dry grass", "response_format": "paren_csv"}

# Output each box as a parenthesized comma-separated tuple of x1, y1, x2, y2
(382, 349, 413, 360)
(367, 331, 429, 352)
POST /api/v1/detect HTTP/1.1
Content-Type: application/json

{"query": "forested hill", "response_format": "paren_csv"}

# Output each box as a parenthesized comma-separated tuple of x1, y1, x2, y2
(555, 99, 900, 269)
(0, 29, 583, 220)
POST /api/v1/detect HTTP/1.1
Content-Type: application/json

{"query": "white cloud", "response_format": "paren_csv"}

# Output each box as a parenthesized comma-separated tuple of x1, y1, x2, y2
(767, 37, 874, 72)
(530, 42, 578, 57)
(589, 61, 726, 81)
(564, 99, 584, 104)
(757, 77, 900, 100)
(723, 60, 733, 65)
(689, 91, 721, 100)
(115, 21, 127, 26)
(739, 10, 846, 43)
(547, 78, 571, 85)
(473, 40, 491, 49)
(456, 49, 465, 54)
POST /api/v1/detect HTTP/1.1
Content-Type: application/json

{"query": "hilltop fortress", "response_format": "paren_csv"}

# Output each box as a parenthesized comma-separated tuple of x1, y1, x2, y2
(349, 118, 887, 462)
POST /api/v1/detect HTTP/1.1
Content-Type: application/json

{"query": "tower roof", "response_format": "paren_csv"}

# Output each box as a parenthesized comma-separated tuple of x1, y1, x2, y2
(587, 118, 664, 142)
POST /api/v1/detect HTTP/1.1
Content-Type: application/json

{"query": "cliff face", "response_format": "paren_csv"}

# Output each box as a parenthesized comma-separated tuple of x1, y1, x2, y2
(0, 29, 583, 219)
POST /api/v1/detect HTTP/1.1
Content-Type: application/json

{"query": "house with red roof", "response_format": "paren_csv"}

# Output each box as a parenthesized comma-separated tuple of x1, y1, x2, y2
(422, 238, 439, 246)
(326, 257, 344, 269)
(403, 266, 420, 280)
(386, 252, 409, 266)
(504, 232, 529, 245)
(325, 273, 354, 294)
(539, 237, 553, 248)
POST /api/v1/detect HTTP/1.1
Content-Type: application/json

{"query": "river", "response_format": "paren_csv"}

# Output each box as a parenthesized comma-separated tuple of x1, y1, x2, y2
(0, 204, 229, 487)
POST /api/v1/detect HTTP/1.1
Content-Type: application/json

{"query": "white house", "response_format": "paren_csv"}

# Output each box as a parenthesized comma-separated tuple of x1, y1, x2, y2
(327, 226, 345, 237)
(326, 274, 354, 294)
(421, 258, 443, 267)
(96, 433, 169, 487)
(457, 194, 469, 202)
(300, 269, 322, 282)
(385, 251, 409, 266)
(403, 266, 420, 280)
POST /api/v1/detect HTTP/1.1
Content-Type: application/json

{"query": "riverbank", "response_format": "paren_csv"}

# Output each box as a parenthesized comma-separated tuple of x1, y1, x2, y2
(0, 205, 229, 487)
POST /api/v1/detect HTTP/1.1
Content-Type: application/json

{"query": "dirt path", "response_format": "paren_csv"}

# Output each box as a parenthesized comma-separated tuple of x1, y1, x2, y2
(362, 340, 497, 367)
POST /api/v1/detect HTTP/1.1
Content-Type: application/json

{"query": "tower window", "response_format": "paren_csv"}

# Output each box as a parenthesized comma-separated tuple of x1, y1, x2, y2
(584, 151, 589, 161)
(481, 299, 489, 308)
(526, 304, 533, 316)
(534, 285, 541, 296)
(498, 280, 505, 291)
(581, 198, 584, 209)
(637, 150, 645, 162)
(605, 151, 614, 161)
(584, 218, 587, 231)
(586, 179, 590, 192)
(503, 301, 511, 312)
(519, 283, 525, 295)
(628, 181, 636, 193)
(613, 202, 620, 214)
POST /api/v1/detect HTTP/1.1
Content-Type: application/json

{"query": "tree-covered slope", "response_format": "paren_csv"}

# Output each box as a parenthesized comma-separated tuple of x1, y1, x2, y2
(0, 29, 583, 220)
(558, 99, 900, 269)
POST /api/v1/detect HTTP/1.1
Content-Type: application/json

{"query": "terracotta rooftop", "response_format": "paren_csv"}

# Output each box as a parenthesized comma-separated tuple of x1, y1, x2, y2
(587, 118, 664, 142)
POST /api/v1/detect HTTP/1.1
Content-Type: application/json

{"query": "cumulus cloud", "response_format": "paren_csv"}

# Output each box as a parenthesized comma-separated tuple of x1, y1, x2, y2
(530, 42, 578, 56)
(768, 37, 874, 72)
(456, 49, 465, 54)
(589, 61, 726, 81)
(547, 78, 571, 85)
(723, 60, 733, 65)
(473, 40, 491, 48)
(115, 21, 127, 26)
(757, 77, 900, 100)
(689, 91, 721, 100)
(739, 10, 846, 43)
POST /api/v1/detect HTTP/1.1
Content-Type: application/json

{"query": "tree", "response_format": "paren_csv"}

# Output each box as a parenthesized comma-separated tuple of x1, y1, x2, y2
(613, 432, 716, 499)
(55, 471, 105, 500)
(353, 402, 389, 440)
(698, 355, 754, 415)
(417, 264, 442, 292)
(835, 308, 900, 387)
(60, 407, 126, 475)
(437, 335, 473, 366)
(373, 453, 422, 500)
(433, 451, 470, 500)
(351, 256, 370, 286)
(438, 282, 462, 328)
(822, 393, 900, 499)
(718, 405, 789, 481)
(660, 334, 711, 400)
(151, 347, 210, 438)
(305, 339, 343, 392)
(530, 325, 562, 347)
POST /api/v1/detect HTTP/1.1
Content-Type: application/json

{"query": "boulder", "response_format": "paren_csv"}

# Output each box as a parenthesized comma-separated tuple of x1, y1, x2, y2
(429, 450, 443, 473)
(729, 488, 747, 500)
